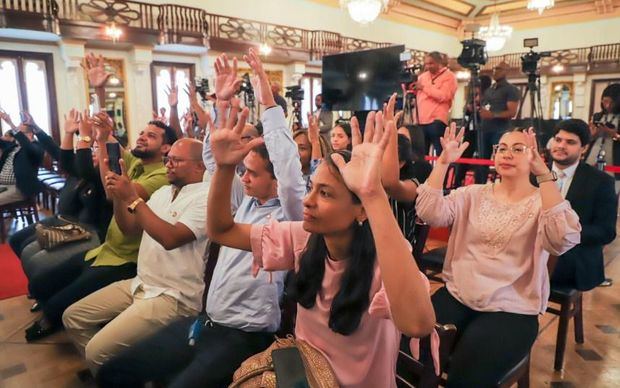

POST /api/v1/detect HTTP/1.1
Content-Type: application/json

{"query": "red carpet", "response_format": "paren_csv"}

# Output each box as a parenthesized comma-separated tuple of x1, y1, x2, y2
(0, 243, 28, 299)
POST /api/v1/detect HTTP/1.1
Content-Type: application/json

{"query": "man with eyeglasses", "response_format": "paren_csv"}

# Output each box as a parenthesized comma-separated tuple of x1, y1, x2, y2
(63, 137, 210, 370)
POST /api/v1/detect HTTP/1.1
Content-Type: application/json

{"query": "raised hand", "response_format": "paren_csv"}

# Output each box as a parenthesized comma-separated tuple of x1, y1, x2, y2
(79, 109, 93, 137)
(243, 48, 276, 107)
(214, 53, 241, 101)
(93, 111, 114, 142)
(331, 111, 391, 199)
(63, 109, 81, 134)
(21, 110, 35, 126)
(524, 127, 550, 176)
(105, 159, 136, 202)
(0, 109, 16, 129)
(186, 83, 209, 130)
(209, 106, 263, 167)
(307, 113, 320, 144)
(167, 68, 179, 108)
(82, 53, 112, 88)
(182, 110, 194, 137)
(438, 122, 469, 164)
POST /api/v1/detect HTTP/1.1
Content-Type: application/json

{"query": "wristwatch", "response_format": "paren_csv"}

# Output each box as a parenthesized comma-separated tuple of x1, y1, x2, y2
(78, 135, 92, 143)
(536, 171, 558, 185)
(127, 197, 144, 214)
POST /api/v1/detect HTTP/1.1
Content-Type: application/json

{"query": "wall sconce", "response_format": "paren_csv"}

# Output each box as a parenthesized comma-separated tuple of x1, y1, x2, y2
(105, 22, 122, 43)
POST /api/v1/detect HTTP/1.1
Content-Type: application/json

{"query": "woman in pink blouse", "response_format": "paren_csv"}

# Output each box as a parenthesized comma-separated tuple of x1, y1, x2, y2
(415, 124, 581, 386)
(207, 103, 435, 387)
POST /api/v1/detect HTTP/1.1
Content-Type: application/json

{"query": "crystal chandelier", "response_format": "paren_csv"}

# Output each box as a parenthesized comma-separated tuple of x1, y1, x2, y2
(340, 0, 390, 25)
(478, 13, 512, 52)
(105, 22, 122, 43)
(527, 0, 555, 15)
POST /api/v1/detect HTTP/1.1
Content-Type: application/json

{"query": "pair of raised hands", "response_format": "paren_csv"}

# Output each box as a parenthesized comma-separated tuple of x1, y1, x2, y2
(438, 124, 548, 176)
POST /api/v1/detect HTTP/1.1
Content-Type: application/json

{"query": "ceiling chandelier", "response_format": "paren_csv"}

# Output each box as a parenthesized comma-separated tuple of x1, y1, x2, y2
(527, 0, 555, 15)
(340, 0, 390, 25)
(478, 13, 512, 52)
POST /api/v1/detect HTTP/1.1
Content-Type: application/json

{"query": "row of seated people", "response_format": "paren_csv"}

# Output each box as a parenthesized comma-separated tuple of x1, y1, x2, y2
(3, 48, 615, 387)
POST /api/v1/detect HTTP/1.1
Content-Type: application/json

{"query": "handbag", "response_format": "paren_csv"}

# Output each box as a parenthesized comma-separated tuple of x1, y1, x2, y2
(35, 217, 92, 250)
(229, 335, 339, 388)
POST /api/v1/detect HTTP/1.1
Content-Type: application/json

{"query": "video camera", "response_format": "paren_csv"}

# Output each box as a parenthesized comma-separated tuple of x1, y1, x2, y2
(520, 38, 551, 75)
(239, 73, 254, 95)
(457, 38, 488, 69)
(284, 85, 304, 101)
(194, 78, 210, 101)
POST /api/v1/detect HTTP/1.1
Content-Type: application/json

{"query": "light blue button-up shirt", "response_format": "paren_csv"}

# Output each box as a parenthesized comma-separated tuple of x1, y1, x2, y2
(202, 106, 305, 332)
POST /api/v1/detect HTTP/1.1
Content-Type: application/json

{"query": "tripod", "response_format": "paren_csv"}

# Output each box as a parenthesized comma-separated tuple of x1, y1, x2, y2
(517, 73, 544, 136)
(241, 90, 257, 124)
(289, 100, 303, 131)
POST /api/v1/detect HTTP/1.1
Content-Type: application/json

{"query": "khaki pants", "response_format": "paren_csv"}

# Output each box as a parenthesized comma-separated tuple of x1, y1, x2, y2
(62, 279, 197, 369)
(0, 185, 25, 205)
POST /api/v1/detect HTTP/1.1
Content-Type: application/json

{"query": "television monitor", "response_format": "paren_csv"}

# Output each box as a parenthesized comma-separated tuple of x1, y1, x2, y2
(322, 45, 405, 112)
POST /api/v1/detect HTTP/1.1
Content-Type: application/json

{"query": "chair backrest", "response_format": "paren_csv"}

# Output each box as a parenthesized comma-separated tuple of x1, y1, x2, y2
(397, 323, 458, 388)
(201, 241, 221, 310)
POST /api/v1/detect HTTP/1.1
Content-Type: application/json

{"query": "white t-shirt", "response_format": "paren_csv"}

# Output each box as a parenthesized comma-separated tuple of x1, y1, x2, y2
(130, 180, 210, 312)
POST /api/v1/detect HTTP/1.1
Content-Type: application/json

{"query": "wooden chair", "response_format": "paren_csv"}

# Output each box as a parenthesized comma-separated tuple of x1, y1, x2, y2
(546, 286, 584, 371)
(0, 197, 39, 243)
(397, 323, 531, 388)
(412, 220, 446, 282)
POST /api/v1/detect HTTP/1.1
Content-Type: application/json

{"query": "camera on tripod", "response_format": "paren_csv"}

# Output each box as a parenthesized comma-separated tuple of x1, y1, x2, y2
(284, 85, 304, 101)
(194, 78, 211, 101)
(520, 38, 551, 75)
(457, 38, 488, 69)
(239, 73, 254, 95)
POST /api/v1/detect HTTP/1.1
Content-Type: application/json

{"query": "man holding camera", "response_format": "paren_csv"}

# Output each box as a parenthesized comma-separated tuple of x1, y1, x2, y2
(415, 51, 457, 155)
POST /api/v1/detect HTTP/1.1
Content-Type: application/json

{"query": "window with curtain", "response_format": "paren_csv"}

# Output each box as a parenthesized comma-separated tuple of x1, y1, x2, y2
(0, 51, 58, 141)
(151, 62, 195, 120)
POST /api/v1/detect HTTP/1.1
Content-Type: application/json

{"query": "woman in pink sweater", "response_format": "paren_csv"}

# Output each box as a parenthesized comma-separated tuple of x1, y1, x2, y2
(207, 103, 435, 387)
(416, 124, 581, 386)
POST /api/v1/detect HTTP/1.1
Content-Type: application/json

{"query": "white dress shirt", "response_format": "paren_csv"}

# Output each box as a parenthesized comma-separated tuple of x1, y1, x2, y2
(552, 161, 579, 198)
(130, 179, 210, 312)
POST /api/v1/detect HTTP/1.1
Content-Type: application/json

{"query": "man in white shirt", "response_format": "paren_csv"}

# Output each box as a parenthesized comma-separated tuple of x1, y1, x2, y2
(63, 138, 210, 369)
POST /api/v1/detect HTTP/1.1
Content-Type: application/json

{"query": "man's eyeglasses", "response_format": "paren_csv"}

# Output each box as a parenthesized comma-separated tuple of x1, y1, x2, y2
(493, 144, 529, 156)
(163, 156, 201, 166)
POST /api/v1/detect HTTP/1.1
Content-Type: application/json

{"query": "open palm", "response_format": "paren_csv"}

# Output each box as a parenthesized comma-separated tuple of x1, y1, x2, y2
(332, 112, 391, 199)
(214, 54, 241, 101)
(83, 53, 112, 88)
(438, 122, 469, 164)
(209, 107, 263, 166)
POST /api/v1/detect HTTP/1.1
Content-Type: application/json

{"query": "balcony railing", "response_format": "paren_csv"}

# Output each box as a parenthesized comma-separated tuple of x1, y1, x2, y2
(1, 1, 619, 71)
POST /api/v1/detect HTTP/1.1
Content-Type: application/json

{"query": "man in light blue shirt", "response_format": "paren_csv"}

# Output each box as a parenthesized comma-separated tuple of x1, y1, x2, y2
(97, 50, 305, 388)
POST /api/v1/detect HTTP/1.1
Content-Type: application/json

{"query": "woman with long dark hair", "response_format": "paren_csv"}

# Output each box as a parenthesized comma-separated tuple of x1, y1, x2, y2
(207, 107, 435, 387)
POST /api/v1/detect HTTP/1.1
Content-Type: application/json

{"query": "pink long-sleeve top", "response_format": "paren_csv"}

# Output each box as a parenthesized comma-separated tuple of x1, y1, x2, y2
(415, 183, 581, 315)
(251, 220, 422, 388)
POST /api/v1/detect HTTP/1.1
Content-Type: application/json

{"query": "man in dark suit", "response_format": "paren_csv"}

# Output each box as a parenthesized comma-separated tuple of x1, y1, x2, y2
(549, 119, 617, 290)
(0, 112, 44, 205)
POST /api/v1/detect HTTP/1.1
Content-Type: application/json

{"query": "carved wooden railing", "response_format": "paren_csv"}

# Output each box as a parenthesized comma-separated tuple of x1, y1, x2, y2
(1, 1, 619, 70)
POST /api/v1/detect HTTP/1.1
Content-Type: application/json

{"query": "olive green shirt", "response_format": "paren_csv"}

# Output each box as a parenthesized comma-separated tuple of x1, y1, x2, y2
(85, 151, 168, 267)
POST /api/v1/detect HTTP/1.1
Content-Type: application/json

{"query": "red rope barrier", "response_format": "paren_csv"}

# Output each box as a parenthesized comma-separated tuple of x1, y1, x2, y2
(423, 156, 620, 172)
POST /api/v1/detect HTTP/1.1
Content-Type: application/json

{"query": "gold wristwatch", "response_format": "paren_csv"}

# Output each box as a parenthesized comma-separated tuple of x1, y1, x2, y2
(536, 171, 558, 184)
(127, 197, 144, 213)
(79, 135, 92, 143)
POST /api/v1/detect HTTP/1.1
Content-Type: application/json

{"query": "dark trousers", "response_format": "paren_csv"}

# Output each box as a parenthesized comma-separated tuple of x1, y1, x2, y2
(432, 287, 539, 388)
(28, 251, 136, 327)
(420, 120, 447, 155)
(452, 129, 477, 188)
(475, 128, 504, 184)
(97, 315, 274, 388)
(8, 222, 37, 256)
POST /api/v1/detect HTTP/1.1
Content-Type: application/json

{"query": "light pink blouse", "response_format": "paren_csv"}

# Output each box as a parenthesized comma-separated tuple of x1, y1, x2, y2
(415, 183, 581, 315)
(251, 221, 406, 388)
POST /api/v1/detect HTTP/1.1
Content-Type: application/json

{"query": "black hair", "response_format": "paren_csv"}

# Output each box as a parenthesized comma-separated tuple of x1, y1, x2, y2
(255, 121, 264, 136)
(426, 51, 444, 64)
(397, 134, 413, 163)
(148, 120, 178, 146)
(553, 119, 591, 147)
(333, 123, 352, 151)
(250, 143, 275, 179)
(294, 150, 376, 335)
(601, 83, 620, 114)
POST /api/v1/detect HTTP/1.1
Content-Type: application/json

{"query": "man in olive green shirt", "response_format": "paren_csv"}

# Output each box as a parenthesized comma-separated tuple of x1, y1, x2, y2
(26, 117, 177, 342)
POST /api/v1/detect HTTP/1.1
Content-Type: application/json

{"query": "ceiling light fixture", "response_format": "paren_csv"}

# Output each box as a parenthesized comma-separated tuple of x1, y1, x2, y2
(527, 0, 555, 15)
(478, 13, 512, 52)
(259, 43, 272, 56)
(104, 22, 122, 43)
(340, 0, 390, 25)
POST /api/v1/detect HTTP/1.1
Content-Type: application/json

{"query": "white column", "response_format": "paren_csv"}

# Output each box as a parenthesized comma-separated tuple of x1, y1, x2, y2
(127, 46, 154, 143)
(572, 73, 587, 121)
